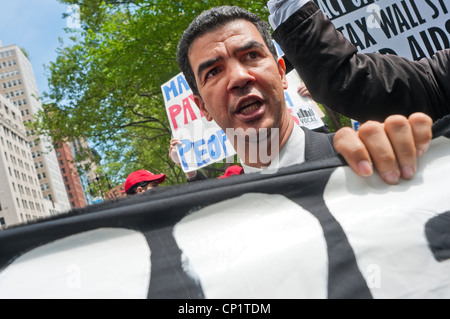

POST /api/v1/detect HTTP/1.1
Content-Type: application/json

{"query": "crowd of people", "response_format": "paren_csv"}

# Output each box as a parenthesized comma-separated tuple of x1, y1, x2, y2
(124, 0, 448, 196)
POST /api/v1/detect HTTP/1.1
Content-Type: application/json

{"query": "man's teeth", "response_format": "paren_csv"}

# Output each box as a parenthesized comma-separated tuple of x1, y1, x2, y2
(240, 103, 260, 115)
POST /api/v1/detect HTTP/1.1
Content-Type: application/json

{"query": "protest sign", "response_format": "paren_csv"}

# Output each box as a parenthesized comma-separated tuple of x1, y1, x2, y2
(312, 0, 449, 60)
(161, 73, 235, 173)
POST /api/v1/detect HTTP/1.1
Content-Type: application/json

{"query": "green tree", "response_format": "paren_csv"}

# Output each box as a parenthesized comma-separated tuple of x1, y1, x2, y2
(35, 0, 269, 186)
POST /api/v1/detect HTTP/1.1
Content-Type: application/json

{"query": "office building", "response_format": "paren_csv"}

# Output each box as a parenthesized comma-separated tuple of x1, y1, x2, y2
(0, 93, 50, 228)
(0, 42, 71, 216)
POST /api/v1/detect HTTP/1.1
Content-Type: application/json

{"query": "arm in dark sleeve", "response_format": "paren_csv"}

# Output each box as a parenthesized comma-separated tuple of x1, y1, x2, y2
(272, 1, 450, 122)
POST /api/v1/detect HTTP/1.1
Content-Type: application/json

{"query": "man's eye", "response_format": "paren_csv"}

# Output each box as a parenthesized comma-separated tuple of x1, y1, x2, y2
(206, 67, 219, 80)
(246, 51, 259, 59)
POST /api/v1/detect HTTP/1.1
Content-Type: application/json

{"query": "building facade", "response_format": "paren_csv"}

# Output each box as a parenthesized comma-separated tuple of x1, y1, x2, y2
(0, 94, 50, 228)
(55, 141, 88, 209)
(0, 42, 71, 215)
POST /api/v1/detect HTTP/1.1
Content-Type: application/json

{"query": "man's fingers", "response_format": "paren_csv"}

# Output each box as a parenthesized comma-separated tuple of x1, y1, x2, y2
(169, 139, 182, 165)
(334, 113, 433, 185)
(383, 115, 416, 180)
(358, 120, 401, 184)
(170, 138, 181, 147)
(333, 127, 373, 177)
(408, 112, 432, 157)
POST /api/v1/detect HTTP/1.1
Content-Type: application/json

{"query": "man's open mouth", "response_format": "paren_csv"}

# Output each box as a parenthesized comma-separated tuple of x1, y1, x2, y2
(239, 101, 262, 114)
(238, 99, 261, 115)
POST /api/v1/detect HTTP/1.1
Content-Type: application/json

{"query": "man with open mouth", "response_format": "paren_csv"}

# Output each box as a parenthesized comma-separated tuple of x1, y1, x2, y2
(176, 5, 432, 185)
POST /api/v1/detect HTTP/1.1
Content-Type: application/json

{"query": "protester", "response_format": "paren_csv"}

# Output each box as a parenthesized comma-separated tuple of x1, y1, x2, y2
(176, 5, 433, 185)
(267, 0, 450, 122)
(124, 169, 166, 195)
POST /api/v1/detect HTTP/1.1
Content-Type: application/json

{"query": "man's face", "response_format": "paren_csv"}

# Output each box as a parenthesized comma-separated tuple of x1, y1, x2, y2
(188, 20, 290, 138)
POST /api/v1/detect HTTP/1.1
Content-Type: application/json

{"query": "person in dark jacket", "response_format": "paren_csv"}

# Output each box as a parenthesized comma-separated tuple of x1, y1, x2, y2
(176, 5, 433, 185)
(267, 0, 450, 123)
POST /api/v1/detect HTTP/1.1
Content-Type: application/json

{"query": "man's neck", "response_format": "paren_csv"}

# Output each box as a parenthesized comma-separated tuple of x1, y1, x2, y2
(238, 119, 295, 168)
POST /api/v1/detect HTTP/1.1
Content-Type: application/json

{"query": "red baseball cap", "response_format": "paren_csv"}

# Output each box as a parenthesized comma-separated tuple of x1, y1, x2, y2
(124, 170, 166, 192)
(218, 165, 244, 179)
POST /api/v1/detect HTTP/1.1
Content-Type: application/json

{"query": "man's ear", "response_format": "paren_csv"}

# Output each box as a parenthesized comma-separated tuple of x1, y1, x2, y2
(136, 186, 145, 194)
(277, 57, 288, 90)
(194, 95, 213, 121)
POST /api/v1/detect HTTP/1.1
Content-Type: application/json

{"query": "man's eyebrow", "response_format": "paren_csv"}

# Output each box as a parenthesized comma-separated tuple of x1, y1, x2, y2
(233, 40, 264, 56)
(197, 57, 223, 80)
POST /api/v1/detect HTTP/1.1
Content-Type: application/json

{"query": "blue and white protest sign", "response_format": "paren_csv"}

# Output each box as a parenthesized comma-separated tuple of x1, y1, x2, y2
(161, 73, 236, 173)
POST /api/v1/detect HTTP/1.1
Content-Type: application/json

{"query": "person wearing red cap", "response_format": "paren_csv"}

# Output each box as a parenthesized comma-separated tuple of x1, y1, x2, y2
(217, 165, 244, 179)
(124, 170, 166, 195)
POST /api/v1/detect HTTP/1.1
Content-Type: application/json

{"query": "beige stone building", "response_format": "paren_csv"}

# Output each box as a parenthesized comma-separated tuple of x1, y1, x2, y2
(0, 93, 50, 228)
(0, 42, 71, 218)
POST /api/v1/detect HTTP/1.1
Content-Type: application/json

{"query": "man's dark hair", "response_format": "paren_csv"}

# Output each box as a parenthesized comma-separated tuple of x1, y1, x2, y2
(177, 6, 278, 96)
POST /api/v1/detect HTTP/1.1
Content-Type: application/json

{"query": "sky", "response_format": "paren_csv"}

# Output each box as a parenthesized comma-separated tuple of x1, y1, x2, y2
(0, 0, 76, 99)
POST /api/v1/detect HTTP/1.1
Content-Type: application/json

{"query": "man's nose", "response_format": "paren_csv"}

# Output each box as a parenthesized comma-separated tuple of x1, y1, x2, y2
(227, 62, 255, 92)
